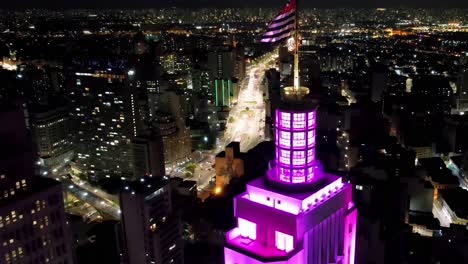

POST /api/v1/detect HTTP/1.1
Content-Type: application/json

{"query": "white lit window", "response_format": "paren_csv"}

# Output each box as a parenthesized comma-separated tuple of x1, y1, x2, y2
(238, 218, 256, 240)
(279, 149, 290, 166)
(292, 132, 305, 148)
(293, 113, 306, 129)
(279, 168, 290, 182)
(307, 149, 315, 164)
(280, 112, 291, 128)
(307, 131, 315, 147)
(279, 131, 291, 148)
(307, 111, 315, 128)
(292, 151, 305, 167)
(275, 231, 294, 252)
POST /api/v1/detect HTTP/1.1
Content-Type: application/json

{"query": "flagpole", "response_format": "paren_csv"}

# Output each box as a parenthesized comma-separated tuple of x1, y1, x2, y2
(293, 0, 300, 93)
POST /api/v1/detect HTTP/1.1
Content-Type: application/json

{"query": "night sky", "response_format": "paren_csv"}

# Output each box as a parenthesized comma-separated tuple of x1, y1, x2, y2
(0, 0, 467, 9)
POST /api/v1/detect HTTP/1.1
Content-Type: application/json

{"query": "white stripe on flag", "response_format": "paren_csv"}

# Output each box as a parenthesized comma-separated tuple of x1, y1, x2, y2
(263, 23, 295, 37)
(260, 31, 292, 43)
(266, 18, 295, 33)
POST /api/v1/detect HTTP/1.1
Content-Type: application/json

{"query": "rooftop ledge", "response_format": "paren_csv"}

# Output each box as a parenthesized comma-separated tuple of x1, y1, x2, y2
(225, 228, 302, 262)
(239, 174, 346, 215)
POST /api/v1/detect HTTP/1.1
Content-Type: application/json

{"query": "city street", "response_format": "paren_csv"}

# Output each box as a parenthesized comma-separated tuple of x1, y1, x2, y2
(221, 50, 277, 152)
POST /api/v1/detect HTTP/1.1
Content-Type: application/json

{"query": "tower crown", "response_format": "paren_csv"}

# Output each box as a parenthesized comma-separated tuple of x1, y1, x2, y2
(267, 93, 322, 191)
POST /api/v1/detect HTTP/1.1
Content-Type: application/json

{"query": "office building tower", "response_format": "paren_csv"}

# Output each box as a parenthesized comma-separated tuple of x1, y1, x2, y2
(150, 112, 192, 172)
(68, 67, 140, 180)
(132, 131, 166, 180)
(156, 91, 192, 170)
(455, 56, 468, 113)
(207, 44, 244, 122)
(120, 177, 184, 264)
(0, 101, 74, 264)
(30, 105, 74, 173)
(224, 86, 357, 264)
(208, 45, 236, 80)
(213, 78, 235, 108)
(371, 66, 387, 103)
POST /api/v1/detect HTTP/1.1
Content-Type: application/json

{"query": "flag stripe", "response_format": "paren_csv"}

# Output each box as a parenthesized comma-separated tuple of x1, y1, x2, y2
(262, 23, 295, 37)
(265, 17, 295, 33)
(260, 31, 292, 43)
(271, 10, 295, 24)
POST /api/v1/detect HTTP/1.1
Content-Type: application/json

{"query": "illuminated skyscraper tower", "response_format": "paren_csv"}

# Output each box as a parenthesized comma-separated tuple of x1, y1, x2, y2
(224, 1, 357, 263)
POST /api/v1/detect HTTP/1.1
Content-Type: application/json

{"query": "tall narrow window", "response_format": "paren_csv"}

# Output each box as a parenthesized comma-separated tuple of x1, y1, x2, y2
(238, 218, 256, 240)
(275, 231, 294, 252)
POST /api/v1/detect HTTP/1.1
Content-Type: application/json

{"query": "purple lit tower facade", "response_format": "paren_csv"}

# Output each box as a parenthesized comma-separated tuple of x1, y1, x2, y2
(224, 91, 357, 264)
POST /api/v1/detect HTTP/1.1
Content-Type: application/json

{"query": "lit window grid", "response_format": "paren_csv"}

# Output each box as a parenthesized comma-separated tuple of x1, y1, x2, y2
(275, 109, 317, 184)
(276, 109, 316, 130)
(293, 113, 306, 129)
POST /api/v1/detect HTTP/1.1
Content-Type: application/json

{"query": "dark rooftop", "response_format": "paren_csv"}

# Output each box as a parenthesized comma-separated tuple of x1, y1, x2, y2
(418, 157, 459, 185)
(440, 188, 468, 220)
(123, 175, 169, 197)
(179, 180, 197, 188)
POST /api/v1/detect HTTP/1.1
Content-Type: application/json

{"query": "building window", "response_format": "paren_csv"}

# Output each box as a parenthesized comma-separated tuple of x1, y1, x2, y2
(292, 151, 305, 167)
(307, 111, 315, 128)
(279, 149, 290, 166)
(307, 149, 315, 165)
(238, 218, 256, 240)
(279, 131, 291, 148)
(275, 231, 294, 252)
(307, 130, 315, 147)
(292, 132, 305, 148)
(280, 112, 291, 128)
(293, 113, 306, 129)
(279, 168, 290, 183)
(292, 169, 305, 183)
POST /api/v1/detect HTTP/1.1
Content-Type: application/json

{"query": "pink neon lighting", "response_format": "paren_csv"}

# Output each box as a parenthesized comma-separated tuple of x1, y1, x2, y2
(275, 231, 294, 252)
(293, 113, 306, 129)
(344, 208, 357, 264)
(274, 109, 317, 184)
(224, 103, 357, 264)
(301, 178, 344, 211)
(307, 111, 315, 128)
(238, 218, 257, 240)
(292, 132, 305, 148)
(241, 178, 346, 215)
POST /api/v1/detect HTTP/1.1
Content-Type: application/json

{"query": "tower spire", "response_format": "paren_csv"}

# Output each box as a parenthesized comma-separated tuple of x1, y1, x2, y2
(293, 0, 300, 92)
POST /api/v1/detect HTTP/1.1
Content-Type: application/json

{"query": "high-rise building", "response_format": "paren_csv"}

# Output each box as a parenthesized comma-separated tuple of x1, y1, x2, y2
(208, 46, 236, 80)
(371, 66, 388, 103)
(156, 91, 192, 171)
(68, 67, 140, 180)
(132, 131, 166, 180)
(224, 87, 357, 264)
(0, 101, 74, 264)
(213, 78, 236, 108)
(30, 105, 74, 173)
(455, 55, 468, 113)
(150, 112, 192, 172)
(119, 176, 184, 264)
(207, 44, 244, 126)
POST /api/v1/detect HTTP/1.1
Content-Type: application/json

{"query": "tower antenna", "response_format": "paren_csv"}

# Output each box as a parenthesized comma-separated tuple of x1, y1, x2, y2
(293, 0, 300, 92)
